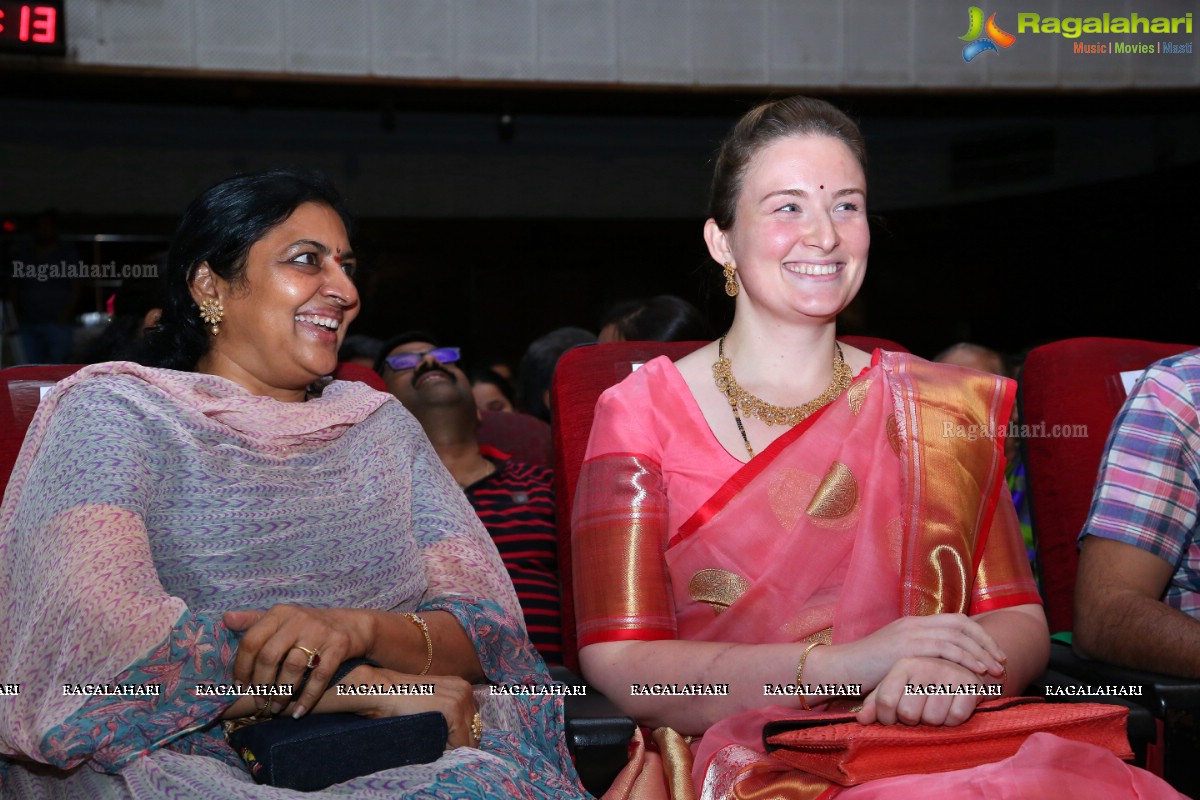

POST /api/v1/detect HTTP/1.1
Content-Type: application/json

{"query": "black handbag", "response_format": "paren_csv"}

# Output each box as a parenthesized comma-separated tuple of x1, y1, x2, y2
(226, 658, 449, 791)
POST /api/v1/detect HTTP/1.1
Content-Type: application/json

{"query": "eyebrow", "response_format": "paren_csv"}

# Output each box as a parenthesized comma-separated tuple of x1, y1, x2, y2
(288, 239, 356, 261)
(759, 187, 867, 203)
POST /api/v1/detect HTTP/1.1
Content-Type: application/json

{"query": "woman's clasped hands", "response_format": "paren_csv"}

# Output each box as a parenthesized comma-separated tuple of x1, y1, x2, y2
(811, 614, 1007, 727)
(224, 605, 371, 717)
(223, 605, 481, 749)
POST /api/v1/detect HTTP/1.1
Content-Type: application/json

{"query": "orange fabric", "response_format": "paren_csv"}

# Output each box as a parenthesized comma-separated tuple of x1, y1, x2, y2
(765, 698, 1131, 785)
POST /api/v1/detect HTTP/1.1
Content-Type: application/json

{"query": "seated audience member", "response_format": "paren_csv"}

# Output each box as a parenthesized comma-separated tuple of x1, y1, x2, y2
(1075, 348, 1200, 678)
(0, 170, 586, 799)
(337, 333, 384, 368)
(573, 96, 1178, 797)
(934, 342, 1036, 577)
(80, 274, 166, 363)
(378, 333, 563, 665)
(469, 365, 516, 413)
(933, 341, 1009, 376)
(598, 294, 712, 343)
(518, 326, 595, 422)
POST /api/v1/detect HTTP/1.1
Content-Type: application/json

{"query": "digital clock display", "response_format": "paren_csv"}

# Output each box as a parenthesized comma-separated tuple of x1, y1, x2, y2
(0, 1, 65, 56)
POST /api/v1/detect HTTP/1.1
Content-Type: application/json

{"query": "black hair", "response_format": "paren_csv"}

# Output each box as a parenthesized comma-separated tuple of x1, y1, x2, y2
(517, 326, 596, 421)
(139, 168, 353, 371)
(602, 295, 712, 342)
(82, 268, 168, 364)
(468, 366, 516, 405)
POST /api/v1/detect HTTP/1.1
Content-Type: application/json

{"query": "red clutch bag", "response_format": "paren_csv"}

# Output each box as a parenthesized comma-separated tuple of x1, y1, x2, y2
(763, 697, 1132, 786)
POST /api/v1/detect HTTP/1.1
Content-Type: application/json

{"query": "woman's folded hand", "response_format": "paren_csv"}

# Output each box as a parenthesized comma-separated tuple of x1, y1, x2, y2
(823, 613, 1006, 693)
(224, 605, 373, 717)
(855, 656, 990, 727)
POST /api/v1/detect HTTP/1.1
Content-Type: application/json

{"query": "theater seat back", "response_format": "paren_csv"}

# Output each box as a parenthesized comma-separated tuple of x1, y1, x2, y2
(1020, 337, 1197, 633)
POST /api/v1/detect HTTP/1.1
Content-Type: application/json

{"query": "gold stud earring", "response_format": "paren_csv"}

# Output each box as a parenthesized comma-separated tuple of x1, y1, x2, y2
(723, 262, 739, 297)
(199, 298, 224, 335)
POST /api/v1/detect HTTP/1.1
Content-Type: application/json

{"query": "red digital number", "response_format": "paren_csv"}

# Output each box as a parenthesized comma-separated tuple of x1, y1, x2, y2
(16, 5, 56, 43)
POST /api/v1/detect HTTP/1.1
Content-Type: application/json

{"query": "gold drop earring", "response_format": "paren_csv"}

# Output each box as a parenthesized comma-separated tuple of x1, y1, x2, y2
(723, 262, 739, 297)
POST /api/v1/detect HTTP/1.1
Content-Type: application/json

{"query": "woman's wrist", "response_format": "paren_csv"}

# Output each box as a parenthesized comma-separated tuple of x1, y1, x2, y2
(325, 608, 375, 660)
(793, 642, 839, 707)
(794, 641, 828, 710)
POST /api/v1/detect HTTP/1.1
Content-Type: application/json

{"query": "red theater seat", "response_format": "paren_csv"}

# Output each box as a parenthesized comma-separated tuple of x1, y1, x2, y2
(1020, 336, 1200, 795)
(0, 364, 83, 500)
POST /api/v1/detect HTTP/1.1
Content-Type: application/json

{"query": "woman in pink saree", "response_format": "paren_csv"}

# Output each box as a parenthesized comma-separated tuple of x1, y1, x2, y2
(572, 97, 1181, 799)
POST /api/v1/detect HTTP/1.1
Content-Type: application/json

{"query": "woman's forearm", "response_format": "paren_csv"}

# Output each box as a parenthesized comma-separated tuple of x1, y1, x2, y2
(581, 608, 1043, 735)
(581, 640, 806, 734)
(973, 604, 1049, 694)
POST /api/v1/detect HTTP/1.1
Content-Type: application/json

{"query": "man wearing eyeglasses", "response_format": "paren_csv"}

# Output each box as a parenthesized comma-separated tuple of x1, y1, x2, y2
(375, 331, 563, 666)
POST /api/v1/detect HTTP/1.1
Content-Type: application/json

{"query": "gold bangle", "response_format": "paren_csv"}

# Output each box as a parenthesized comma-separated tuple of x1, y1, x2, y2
(795, 641, 827, 711)
(403, 612, 433, 676)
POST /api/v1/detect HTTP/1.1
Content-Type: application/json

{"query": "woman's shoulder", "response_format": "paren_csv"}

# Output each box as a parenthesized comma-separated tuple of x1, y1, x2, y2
(588, 351, 728, 464)
(49, 363, 177, 414)
(596, 354, 689, 411)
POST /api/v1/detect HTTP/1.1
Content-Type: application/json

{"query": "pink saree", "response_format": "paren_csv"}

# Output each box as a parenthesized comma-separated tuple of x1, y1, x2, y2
(572, 351, 1176, 799)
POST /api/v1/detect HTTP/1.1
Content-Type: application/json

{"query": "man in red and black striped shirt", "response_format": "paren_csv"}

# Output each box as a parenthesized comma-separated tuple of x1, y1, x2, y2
(378, 333, 563, 665)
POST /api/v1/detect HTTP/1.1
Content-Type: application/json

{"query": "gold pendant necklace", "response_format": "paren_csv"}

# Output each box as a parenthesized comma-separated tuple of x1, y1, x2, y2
(712, 335, 852, 459)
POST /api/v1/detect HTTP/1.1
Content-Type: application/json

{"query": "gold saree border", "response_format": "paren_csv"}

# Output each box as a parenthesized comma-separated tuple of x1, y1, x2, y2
(573, 453, 677, 647)
(884, 352, 1016, 617)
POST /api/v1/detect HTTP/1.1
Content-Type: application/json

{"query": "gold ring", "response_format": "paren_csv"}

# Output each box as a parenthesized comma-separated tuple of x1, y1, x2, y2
(471, 711, 484, 744)
(294, 645, 321, 669)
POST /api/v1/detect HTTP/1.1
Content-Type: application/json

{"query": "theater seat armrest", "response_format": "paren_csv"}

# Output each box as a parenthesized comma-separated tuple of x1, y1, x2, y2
(549, 665, 636, 796)
(1035, 666, 1157, 766)
(1050, 640, 1200, 716)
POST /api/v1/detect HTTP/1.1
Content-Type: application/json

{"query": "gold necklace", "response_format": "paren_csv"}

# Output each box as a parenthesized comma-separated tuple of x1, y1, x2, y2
(712, 335, 852, 459)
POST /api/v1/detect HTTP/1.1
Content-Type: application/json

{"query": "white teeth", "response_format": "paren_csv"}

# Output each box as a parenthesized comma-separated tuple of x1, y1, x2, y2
(785, 263, 840, 276)
(294, 314, 340, 330)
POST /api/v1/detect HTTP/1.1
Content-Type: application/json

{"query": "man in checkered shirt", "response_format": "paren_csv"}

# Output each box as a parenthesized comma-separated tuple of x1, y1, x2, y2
(1074, 348, 1200, 678)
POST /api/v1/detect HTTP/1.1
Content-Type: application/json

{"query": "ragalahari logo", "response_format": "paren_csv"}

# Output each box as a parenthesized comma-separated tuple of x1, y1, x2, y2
(960, 7, 1016, 62)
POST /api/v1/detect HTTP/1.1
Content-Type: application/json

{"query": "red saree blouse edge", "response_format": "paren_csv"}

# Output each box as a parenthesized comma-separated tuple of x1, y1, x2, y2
(970, 590, 1044, 615)
(577, 627, 677, 649)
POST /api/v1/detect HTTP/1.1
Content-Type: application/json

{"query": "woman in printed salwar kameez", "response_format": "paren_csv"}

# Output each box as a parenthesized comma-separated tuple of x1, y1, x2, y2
(572, 97, 1182, 800)
(0, 169, 588, 800)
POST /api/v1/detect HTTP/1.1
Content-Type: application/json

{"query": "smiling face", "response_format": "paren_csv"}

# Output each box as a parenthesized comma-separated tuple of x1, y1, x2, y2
(191, 201, 358, 401)
(382, 341, 474, 415)
(705, 134, 869, 326)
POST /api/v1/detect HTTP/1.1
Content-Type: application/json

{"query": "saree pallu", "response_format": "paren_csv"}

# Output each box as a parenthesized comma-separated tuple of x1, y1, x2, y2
(574, 352, 1042, 799)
